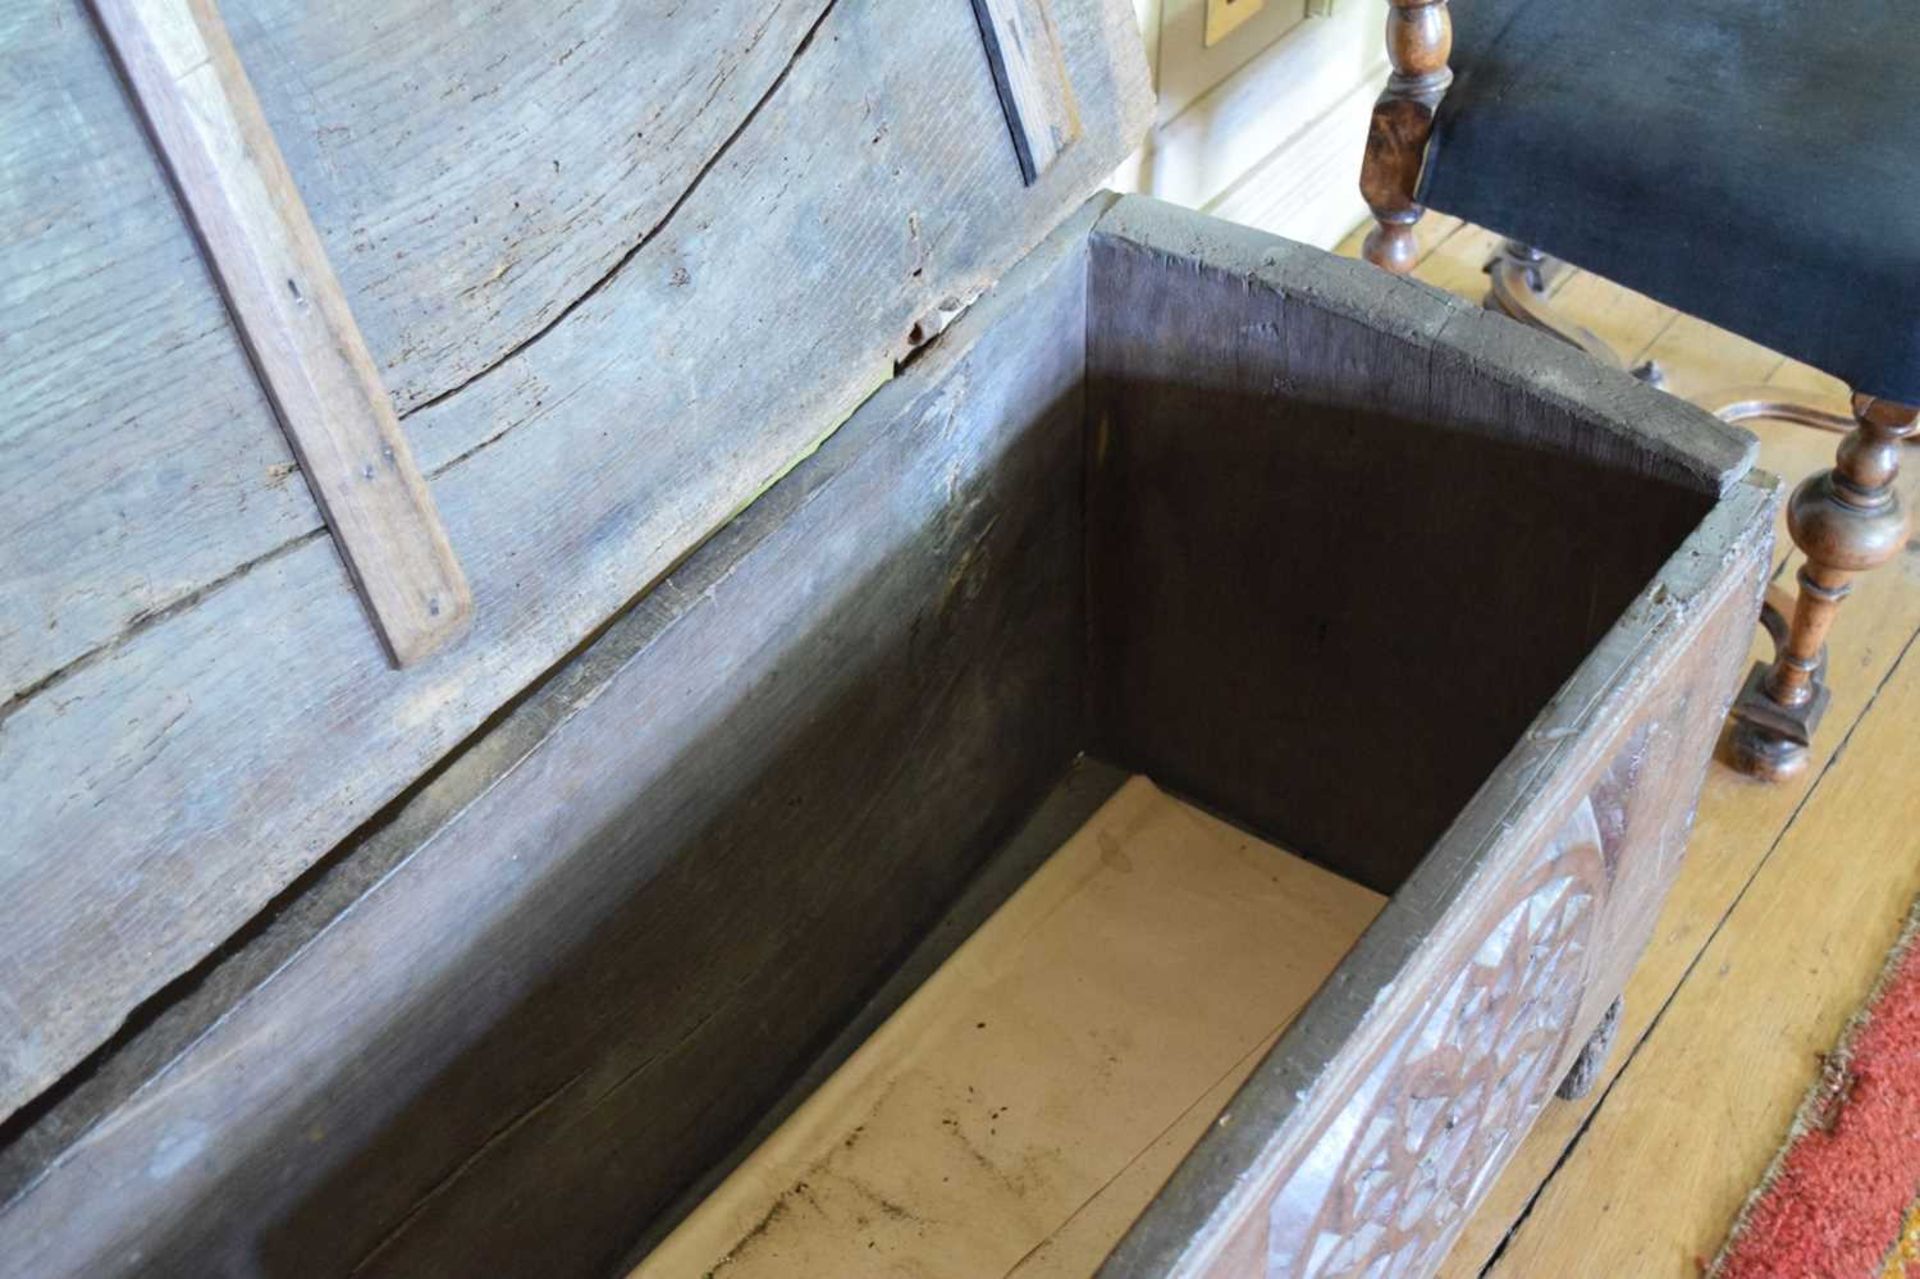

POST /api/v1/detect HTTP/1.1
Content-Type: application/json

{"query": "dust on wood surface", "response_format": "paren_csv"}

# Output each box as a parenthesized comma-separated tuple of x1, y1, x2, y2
(634, 776, 1383, 1278)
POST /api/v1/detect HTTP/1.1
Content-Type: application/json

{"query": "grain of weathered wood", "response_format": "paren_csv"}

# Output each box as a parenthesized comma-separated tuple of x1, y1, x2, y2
(970, 0, 1083, 184)
(0, 0, 299, 696)
(229, 0, 839, 416)
(0, 196, 1098, 1279)
(633, 777, 1384, 1279)
(90, 0, 470, 665)
(0, 0, 1151, 1123)
(0, 0, 834, 695)
(2, 0, 1127, 689)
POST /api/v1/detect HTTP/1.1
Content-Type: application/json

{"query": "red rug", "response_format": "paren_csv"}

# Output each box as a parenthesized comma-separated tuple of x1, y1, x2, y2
(1712, 898, 1920, 1279)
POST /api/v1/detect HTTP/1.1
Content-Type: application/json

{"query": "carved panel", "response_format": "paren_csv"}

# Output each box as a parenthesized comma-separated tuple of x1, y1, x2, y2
(1263, 795, 1612, 1277)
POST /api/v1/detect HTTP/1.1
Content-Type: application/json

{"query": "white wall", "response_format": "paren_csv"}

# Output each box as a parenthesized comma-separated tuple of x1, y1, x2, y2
(1117, 0, 1386, 250)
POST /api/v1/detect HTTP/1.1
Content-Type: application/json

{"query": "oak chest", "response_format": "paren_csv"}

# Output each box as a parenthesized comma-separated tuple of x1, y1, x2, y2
(0, 1, 1771, 1276)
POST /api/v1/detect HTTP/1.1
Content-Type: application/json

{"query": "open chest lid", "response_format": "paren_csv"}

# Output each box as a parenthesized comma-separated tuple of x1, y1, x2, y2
(0, 0, 1150, 1123)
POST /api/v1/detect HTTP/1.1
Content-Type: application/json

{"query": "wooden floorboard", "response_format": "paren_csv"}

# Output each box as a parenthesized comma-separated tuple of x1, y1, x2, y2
(1330, 224, 1920, 1278)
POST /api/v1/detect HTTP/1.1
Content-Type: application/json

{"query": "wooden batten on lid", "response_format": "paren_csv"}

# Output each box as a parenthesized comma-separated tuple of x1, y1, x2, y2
(89, 0, 471, 667)
(970, 0, 1085, 184)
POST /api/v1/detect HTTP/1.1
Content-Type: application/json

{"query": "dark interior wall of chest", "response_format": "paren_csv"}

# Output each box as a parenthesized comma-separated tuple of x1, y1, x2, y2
(1084, 230, 1717, 895)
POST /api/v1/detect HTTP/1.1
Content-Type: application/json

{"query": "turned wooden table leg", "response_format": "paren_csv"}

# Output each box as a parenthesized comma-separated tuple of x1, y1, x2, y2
(1359, 0, 1451, 274)
(1730, 394, 1916, 781)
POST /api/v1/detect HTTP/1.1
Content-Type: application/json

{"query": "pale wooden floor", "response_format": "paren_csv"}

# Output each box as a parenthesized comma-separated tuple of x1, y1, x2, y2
(1328, 217, 1920, 1279)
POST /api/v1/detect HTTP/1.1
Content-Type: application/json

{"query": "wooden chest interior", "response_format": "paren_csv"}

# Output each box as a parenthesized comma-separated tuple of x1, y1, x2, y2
(0, 191, 1772, 1277)
(0, 0, 1775, 1270)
